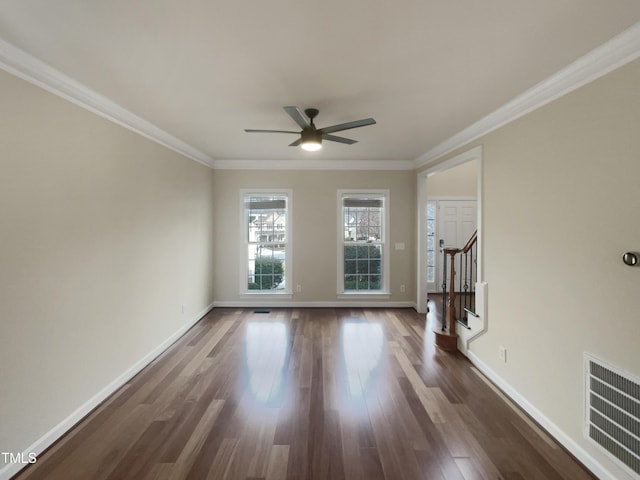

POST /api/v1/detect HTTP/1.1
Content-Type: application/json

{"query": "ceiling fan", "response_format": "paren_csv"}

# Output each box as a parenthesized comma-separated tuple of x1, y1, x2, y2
(244, 106, 376, 151)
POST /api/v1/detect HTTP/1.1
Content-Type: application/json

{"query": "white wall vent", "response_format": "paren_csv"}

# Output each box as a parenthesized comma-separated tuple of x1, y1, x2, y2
(584, 353, 640, 478)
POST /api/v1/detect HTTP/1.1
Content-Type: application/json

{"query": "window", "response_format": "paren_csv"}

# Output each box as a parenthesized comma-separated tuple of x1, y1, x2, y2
(242, 191, 291, 294)
(338, 191, 388, 294)
(426, 201, 436, 283)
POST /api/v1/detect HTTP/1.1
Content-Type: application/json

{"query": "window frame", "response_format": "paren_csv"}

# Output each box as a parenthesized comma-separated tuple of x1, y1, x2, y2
(337, 190, 390, 297)
(240, 189, 293, 296)
(426, 200, 437, 287)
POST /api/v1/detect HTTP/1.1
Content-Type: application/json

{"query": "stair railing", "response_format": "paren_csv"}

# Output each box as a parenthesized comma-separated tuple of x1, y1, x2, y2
(440, 230, 478, 335)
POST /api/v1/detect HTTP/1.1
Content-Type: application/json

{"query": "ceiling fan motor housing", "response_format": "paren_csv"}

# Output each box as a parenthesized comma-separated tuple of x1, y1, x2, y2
(301, 128, 322, 144)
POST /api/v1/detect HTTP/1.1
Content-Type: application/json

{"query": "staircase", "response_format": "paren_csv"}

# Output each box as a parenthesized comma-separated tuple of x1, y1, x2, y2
(434, 230, 478, 351)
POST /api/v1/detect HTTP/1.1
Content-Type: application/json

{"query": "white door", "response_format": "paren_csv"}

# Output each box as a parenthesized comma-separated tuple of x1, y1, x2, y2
(436, 200, 477, 292)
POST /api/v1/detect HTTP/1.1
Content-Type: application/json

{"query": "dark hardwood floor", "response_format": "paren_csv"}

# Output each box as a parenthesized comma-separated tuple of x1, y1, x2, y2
(13, 305, 595, 480)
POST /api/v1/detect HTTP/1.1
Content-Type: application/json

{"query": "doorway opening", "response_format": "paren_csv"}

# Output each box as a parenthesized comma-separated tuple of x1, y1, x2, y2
(416, 146, 482, 315)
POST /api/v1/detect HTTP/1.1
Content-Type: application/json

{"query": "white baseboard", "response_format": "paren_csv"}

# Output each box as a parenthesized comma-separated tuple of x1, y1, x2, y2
(0, 301, 215, 480)
(213, 300, 417, 309)
(466, 350, 618, 480)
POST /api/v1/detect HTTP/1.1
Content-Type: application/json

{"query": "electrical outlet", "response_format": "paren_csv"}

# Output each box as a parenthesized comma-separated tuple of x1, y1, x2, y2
(498, 345, 507, 363)
(400, 284, 406, 293)
(181, 304, 185, 314)
(296, 284, 302, 293)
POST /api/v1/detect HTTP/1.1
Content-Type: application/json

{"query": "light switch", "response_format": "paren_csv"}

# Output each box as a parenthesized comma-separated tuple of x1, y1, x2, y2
(395, 242, 405, 250)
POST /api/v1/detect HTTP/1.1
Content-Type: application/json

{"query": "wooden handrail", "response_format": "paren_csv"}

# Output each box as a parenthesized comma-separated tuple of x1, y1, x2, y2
(462, 229, 477, 254)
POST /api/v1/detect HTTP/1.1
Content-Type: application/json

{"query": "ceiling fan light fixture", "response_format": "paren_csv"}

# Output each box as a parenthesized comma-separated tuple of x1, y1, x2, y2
(300, 129, 322, 151)
(301, 140, 322, 151)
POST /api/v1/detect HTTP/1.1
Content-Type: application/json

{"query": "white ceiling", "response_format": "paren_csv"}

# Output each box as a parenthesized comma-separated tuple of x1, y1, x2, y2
(1, 1, 639, 164)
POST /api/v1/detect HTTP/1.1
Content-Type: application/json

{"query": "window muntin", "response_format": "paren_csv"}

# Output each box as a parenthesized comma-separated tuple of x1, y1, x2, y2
(340, 193, 387, 293)
(244, 193, 289, 293)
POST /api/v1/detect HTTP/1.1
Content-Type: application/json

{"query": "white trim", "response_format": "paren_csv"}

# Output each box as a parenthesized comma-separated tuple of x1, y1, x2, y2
(0, 38, 214, 169)
(240, 293, 294, 300)
(414, 22, 640, 168)
(0, 301, 215, 480)
(213, 159, 415, 171)
(337, 293, 391, 300)
(423, 145, 483, 176)
(214, 300, 415, 309)
(467, 350, 622, 480)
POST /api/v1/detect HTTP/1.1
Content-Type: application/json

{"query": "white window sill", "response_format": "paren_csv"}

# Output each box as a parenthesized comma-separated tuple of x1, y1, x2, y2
(240, 292, 293, 299)
(337, 292, 390, 300)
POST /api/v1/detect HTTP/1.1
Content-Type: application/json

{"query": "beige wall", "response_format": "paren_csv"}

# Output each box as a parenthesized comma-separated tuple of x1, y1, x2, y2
(212, 169, 416, 305)
(426, 159, 477, 197)
(439, 59, 639, 479)
(0, 71, 215, 462)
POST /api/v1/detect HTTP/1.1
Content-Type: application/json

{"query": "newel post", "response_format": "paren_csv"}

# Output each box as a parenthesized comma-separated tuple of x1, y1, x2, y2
(434, 248, 459, 351)
(445, 248, 458, 337)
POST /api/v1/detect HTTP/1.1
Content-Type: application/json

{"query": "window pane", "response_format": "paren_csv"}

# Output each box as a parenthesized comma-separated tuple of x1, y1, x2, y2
(427, 266, 435, 283)
(344, 275, 357, 291)
(357, 259, 369, 274)
(344, 245, 357, 261)
(368, 245, 381, 258)
(427, 203, 436, 219)
(247, 196, 287, 243)
(248, 255, 284, 290)
(426, 201, 436, 284)
(427, 219, 435, 236)
(369, 259, 381, 274)
(344, 200, 383, 244)
(343, 245, 382, 291)
(344, 259, 357, 274)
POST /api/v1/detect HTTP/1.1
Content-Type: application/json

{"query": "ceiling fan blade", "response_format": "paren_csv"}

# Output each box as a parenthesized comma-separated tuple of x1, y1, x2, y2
(322, 134, 357, 145)
(289, 138, 302, 147)
(244, 129, 299, 134)
(319, 118, 376, 134)
(283, 106, 310, 129)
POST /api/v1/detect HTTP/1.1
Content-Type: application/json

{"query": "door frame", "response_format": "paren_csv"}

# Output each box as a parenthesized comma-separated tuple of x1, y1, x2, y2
(416, 145, 483, 314)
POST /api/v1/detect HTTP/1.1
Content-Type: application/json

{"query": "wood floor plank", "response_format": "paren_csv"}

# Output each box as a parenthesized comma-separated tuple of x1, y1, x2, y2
(265, 445, 289, 480)
(12, 308, 597, 480)
(142, 463, 175, 480)
(205, 438, 238, 480)
(245, 408, 279, 478)
(165, 399, 225, 479)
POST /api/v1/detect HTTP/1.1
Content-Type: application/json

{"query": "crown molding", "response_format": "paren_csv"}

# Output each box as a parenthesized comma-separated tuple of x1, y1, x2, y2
(415, 22, 640, 168)
(212, 158, 415, 171)
(0, 38, 215, 168)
